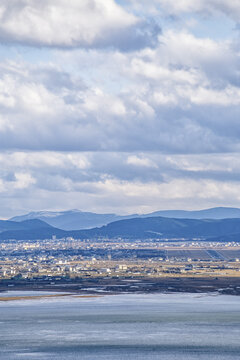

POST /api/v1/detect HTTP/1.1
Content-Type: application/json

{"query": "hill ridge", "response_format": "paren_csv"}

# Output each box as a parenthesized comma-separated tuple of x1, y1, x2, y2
(9, 206, 240, 231)
(1, 215, 240, 242)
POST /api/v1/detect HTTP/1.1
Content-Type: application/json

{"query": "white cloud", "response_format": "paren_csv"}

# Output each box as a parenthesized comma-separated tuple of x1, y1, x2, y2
(1, 151, 240, 217)
(130, 0, 240, 21)
(13, 172, 36, 189)
(0, 1, 240, 216)
(187, 86, 240, 106)
(157, 0, 240, 16)
(131, 58, 201, 85)
(0, 44, 239, 155)
(0, 178, 5, 193)
(0, 0, 138, 48)
(127, 155, 157, 168)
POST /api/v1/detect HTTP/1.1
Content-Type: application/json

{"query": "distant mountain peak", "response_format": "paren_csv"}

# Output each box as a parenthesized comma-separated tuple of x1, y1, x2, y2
(8, 206, 240, 231)
(2, 213, 240, 242)
(20, 219, 53, 228)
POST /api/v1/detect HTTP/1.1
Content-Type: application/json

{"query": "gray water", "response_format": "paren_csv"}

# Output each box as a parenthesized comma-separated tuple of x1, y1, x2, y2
(0, 292, 240, 359)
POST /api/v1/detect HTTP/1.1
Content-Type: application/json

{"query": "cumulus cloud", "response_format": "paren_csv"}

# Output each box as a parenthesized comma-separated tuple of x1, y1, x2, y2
(127, 155, 158, 168)
(130, 0, 240, 21)
(161, 0, 240, 20)
(0, 28, 240, 155)
(1, 151, 240, 217)
(0, 0, 240, 216)
(0, 0, 160, 50)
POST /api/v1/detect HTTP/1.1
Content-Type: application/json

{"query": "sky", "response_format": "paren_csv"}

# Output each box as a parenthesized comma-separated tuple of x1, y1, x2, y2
(0, 0, 240, 218)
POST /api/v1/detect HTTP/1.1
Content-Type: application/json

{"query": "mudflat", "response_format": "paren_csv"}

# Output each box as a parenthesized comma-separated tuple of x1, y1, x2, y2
(1, 276, 240, 295)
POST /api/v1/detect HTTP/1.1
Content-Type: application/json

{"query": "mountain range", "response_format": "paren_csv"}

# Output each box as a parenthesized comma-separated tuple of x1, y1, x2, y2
(10, 207, 240, 230)
(10, 210, 136, 230)
(75, 217, 240, 241)
(2, 214, 240, 242)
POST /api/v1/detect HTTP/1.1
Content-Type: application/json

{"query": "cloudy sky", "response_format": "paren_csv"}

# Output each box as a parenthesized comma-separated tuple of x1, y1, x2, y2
(0, 0, 240, 218)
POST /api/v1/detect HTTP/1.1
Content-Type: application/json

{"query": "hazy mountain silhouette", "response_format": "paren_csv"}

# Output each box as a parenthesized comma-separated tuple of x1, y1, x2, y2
(10, 210, 136, 230)
(2, 215, 240, 241)
(10, 207, 240, 230)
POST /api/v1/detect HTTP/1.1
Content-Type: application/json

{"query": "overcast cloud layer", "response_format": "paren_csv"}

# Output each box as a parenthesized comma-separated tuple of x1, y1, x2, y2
(0, 0, 240, 217)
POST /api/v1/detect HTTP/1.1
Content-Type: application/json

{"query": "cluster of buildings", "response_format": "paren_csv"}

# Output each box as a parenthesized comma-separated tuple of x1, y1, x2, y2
(1, 238, 240, 280)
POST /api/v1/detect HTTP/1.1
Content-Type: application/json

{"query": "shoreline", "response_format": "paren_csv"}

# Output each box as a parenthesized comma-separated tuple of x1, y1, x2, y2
(0, 293, 101, 302)
(1, 276, 240, 297)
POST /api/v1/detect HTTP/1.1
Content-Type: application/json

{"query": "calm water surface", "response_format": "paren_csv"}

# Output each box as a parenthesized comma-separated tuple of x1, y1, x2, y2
(0, 292, 240, 359)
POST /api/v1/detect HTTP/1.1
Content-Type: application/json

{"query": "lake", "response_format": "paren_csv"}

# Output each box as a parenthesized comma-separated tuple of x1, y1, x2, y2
(0, 292, 240, 359)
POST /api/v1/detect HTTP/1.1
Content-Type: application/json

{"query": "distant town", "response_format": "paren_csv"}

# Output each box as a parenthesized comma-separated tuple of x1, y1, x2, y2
(1, 237, 240, 295)
(2, 207, 240, 295)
